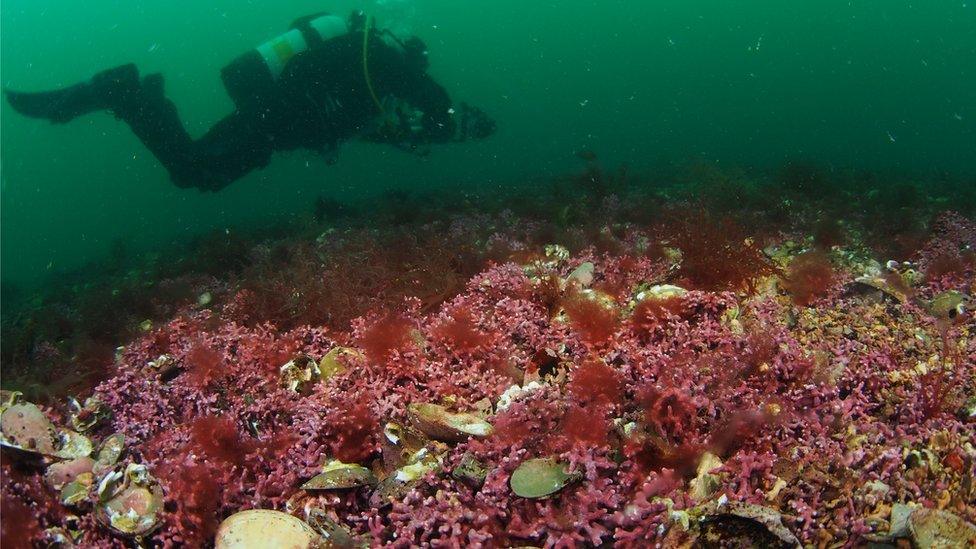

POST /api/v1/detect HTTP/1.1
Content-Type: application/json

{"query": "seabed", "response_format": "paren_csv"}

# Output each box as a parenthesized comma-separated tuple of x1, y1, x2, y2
(2, 165, 975, 547)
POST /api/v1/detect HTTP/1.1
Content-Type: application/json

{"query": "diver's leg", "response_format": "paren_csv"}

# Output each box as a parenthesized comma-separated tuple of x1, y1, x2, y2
(169, 111, 274, 191)
(4, 64, 140, 123)
(6, 65, 272, 191)
(5, 65, 198, 185)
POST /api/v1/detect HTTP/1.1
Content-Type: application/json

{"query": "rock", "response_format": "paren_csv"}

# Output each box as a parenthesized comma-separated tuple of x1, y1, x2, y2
(215, 510, 320, 549)
(908, 507, 976, 548)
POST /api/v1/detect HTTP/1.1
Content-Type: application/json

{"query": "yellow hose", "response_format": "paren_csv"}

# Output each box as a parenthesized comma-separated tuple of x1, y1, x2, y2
(362, 15, 385, 114)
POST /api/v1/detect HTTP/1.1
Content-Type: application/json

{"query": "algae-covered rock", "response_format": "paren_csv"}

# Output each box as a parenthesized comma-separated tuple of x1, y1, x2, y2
(908, 507, 976, 548)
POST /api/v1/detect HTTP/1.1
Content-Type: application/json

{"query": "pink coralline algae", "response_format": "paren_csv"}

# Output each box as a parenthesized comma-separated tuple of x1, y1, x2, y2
(2, 211, 975, 548)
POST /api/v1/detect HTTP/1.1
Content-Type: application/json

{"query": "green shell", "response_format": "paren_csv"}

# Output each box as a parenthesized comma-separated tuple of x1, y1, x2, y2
(510, 458, 578, 498)
(302, 461, 375, 490)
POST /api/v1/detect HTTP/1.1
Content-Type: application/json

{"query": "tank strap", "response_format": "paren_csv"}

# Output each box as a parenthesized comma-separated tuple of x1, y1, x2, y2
(256, 29, 308, 80)
(259, 15, 349, 80)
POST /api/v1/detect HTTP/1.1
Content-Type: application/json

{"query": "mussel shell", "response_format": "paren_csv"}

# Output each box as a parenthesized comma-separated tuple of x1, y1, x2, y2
(301, 462, 375, 491)
(407, 403, 492, 443)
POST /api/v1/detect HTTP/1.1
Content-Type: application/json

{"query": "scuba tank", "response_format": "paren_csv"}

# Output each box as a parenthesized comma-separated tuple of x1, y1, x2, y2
(220, 14, 351, 110)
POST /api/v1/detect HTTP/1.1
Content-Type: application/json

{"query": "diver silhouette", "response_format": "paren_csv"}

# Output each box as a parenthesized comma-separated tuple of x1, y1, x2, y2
(4, 11, 496, 191)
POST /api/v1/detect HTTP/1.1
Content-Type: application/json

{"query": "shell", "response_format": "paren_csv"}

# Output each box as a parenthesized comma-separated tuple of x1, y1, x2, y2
(451, 452, 488, 487)
(95, 463, 164, 537)
(60, 473, 94, 507)
(0, 401, 93, 460)
(407, 403, 492, 443)
(566, 262, 595, 287)
(853, 274, 910, 303)
(44, 457, 95, 491)
(697, 500, 801, 548)
(510, 458, 579, 498)
(1, 402, 60, 455)
(301, 460, 376, 491)
(926, 290, 966, 320)
(279, 354, 321, 394)
(215, 510, 320, 549)
(93, 433, 126, 476)
(318, 347, 363, 381)
(68, 396, 111, 432)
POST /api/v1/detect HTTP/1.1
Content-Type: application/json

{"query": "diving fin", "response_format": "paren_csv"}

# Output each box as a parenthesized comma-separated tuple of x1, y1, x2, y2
(5, 64, 140, 123)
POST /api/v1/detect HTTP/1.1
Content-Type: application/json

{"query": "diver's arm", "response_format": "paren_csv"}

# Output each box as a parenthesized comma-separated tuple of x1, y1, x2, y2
(400, 73, 456, 143)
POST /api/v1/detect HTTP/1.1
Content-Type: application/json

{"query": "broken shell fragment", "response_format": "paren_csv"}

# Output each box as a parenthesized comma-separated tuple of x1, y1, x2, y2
(697, 500, 801, 548)
(301, 460, 376, 491)
(852, 274, 910, 303)
(688, 452, 723, 501)
(451, 452, 488, 487)
(146, 354, 179, 381)
(61, 473, 94, 507)
(393, 448, 440, 483)
(638, 284, 688, 301)
(380, 422, 429, 473)
(215, 509, 320, 549)
(510, 458, 579, 498)
(305, 509, 364, 549)
(44, 457, 95, 491)
(279, 354, 321, 394)
(926, 290, 966, 320)
(68, 396, 111, 432)
(95, 463, 164, 537)
(54, 430, 94, 460)
(93, 433, 126, 476)
(407, 403, 492, 443)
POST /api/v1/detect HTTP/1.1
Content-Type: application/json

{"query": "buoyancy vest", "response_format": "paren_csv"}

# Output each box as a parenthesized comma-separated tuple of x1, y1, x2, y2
(220, 14, 349, 111)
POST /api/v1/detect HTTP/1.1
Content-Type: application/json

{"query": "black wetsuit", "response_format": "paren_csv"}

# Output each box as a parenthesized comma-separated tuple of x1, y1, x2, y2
(124, 16, 455, 191)
(5, 13, 493, 191)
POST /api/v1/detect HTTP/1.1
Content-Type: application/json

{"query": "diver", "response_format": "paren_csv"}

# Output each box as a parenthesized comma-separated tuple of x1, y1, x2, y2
(4, 11, 496, 191)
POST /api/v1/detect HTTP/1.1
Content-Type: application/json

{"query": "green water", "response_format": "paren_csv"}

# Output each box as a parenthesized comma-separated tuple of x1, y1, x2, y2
(2, 1, 974, 290)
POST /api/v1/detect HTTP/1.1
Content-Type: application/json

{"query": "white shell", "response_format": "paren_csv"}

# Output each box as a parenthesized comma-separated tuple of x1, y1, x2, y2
(215, 510, 319, 549)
